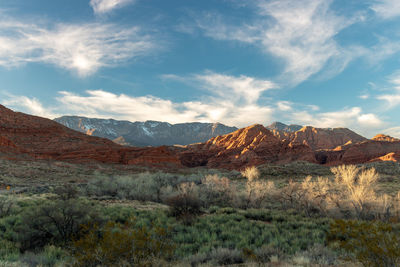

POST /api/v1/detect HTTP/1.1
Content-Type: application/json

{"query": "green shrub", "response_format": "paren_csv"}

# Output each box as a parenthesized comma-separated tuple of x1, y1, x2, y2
(17, 198, 101, 251)
(166, 194, 202, 224)
(327, 219, 400, 267)
(72, 218, 174, 267)
(187, 248, 244, 266)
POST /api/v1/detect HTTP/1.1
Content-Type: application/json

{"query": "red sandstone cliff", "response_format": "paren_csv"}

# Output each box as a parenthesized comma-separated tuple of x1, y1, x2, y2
(0, 105, 182, 167)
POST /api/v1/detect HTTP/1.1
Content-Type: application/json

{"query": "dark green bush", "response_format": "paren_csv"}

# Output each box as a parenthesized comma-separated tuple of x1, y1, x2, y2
(327, 219, 400, 267)
(17, 198, 101, 251)
(72, 218, 174, 267)
(166, 194, 202, 224)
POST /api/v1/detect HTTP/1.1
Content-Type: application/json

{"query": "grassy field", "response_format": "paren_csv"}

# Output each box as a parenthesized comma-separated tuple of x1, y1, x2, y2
(0, 159, 399, 266)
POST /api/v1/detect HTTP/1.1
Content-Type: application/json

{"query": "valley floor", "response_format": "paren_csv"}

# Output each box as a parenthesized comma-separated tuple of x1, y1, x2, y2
(0, 159, 400, 266)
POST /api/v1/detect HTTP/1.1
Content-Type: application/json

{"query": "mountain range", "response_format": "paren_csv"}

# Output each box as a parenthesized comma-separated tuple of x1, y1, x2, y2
(54, 116, 238, 147)
(2, 104, 400, 169)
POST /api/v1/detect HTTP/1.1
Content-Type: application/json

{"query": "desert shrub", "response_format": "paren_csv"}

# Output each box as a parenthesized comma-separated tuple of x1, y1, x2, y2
(243, 209, 273, 222)
(241, 166, 260, 181)
(20, 246, 67, 267)
(199, 174, 236, 207)
(72, 218, 174, 267)
(85, 172, 202, 203)
(166, 183, 202, 224)
(241, 166, 277, 208)
(299, 243, 337, 265)
(187, 248, 244, 266)
(0, 197, 14, 219)
(280, 179, 305, 208)
(0, 239, 19, 262)
(242, 245, 283, 263)
(299, 176, 330, 216)
(331, 165, 380, 219)
(17, 197, 101, 251)
(327, 219, 400, 267)
(173, 209, 329, 258)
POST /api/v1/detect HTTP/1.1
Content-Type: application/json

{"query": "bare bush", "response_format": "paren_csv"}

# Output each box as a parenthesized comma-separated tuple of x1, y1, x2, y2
(300, 176, 330, 216)
(330, 165, 379, 219)
(241, 166, 276, 208)
(200, 175, 236, 207)
(241, 166, 260, 181)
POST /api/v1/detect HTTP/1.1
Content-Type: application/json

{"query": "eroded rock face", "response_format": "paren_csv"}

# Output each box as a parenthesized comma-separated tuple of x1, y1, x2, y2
(372, 134, 400, 142)
(289, 126, 367, 150)
(180, 124, 316, 169)
(0, 105, 182, 167)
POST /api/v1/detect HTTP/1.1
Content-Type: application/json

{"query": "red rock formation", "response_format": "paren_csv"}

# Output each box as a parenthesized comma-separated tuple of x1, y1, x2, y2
(315, 139, 400, 165)
(180, 124, 316, 169)
(369, 152, 400, 163)
(289, 126, 367, 150)
(372, 134, 400, 142)
(0, 105, 182, 167)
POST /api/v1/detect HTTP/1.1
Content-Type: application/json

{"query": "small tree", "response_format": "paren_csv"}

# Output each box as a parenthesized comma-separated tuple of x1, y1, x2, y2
(18, 197, 101, 251)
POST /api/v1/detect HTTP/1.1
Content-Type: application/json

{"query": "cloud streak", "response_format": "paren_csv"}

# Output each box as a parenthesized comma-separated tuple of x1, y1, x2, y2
(90, 0, 136, 15)
(371, 0, 400, 19)
(377, 71, 400, 108)
(194, 0, 360, 85)
(0, 17, 156, 76)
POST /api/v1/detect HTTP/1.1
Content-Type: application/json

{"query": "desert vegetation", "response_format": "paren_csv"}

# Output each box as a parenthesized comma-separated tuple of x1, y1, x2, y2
(0, 159, 400, 266)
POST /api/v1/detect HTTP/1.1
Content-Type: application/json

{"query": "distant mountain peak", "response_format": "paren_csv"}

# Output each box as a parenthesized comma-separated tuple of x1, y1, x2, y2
(266, 121, 303, 133)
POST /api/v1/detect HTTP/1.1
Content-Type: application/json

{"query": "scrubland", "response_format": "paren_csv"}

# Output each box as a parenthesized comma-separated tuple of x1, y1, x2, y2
(0, 159, 400, 266)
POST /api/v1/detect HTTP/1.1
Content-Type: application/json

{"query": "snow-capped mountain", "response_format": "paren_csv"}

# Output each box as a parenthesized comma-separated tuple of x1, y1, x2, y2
(54, 116, 238, 147)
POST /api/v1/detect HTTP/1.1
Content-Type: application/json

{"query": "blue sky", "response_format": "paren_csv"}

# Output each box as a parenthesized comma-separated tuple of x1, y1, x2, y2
(1, 0, 400, 137)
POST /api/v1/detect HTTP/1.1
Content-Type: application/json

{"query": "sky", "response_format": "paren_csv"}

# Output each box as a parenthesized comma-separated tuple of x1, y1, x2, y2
(1, 0, 400, 138)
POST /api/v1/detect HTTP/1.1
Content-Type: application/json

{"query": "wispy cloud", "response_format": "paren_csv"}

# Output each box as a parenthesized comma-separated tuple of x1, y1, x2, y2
(377, 71, 400, 108)
(382, 126, 400, 138)
(286, 107, 384, 137)
(90, 0, 136, 15)
(0, 16, 156, 76)
(193, 72, 276, 104)
(1, 93, 59, 118)
(371, 0, 400, 19)
(193, 0, 361, 85)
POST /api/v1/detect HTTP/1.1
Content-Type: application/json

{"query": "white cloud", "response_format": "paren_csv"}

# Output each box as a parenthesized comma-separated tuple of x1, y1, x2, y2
(382, 126, 400, 138)
(90, 0, 136, 15)
(371, 0, 400, 19)
(0, 17, 156, 76)
(377, 71, 400, 108)
(1, 94, 59, 118)
(194, 0, 360, 85)
(286, 107, 384, 137)
(193, 72, 276, 104)
(277, 101, 292, 111)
